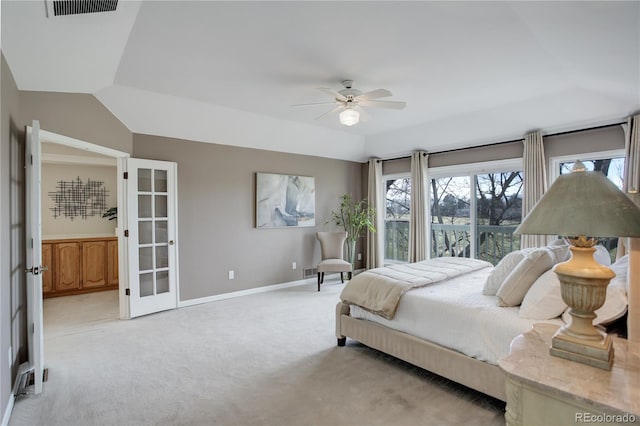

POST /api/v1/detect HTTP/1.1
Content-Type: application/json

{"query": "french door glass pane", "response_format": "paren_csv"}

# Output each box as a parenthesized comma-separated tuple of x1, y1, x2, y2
(138, 169, 152, 192)
(138, 195, 152, 218)
(139, 221, 153, 244)
(155, 220, 168, 243)
(139, 247, 153, 271)
(156, 271, 169, 294)
(155, 246, 168, 268)
(475, 172, 523, 265)
(154, 170, 167, 192)
(140, 273, 154, 297)
(430, 176, 471, 258)
(155, 195, 167, 218)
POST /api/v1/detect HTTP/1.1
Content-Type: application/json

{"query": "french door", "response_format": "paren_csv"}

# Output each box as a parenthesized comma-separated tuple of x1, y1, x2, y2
(25, 121, 45, 394)
(124, 159, 179, 318)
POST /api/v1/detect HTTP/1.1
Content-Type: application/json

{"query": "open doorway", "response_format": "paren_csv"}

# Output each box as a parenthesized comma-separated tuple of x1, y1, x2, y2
(40, 139, 124, 333)
(37, 129, 130, 321)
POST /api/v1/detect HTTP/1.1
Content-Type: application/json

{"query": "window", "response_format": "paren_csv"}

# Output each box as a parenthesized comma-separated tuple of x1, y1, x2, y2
(551, 150, 625, 263)
(384, 176, 410, 263)
(429, 160, 523, 265)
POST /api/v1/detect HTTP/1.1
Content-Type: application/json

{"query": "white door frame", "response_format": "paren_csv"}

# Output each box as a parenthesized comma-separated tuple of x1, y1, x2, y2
(35, 130, 137, 318)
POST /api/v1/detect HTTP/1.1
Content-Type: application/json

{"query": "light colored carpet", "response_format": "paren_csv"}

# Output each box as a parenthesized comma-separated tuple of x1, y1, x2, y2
(10, 280, 505, 426)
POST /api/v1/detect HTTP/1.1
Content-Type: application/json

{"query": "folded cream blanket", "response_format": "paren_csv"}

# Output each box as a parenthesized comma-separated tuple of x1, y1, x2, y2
(340, 257, 493, 319)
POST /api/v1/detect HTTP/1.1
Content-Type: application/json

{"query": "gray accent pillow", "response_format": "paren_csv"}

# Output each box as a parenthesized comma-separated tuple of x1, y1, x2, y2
(496, 248, 555, 307)
(482, 248, 535, 296)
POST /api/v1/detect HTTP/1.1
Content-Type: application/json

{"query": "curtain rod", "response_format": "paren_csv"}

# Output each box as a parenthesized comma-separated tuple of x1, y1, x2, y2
(374, 121, 625, 163)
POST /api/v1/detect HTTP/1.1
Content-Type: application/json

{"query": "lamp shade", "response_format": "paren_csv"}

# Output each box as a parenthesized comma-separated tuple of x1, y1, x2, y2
(339, 108, 359, 126)
(515, 163, 640, 238)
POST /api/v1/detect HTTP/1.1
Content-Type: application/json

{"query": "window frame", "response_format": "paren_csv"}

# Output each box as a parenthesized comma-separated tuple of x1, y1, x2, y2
(548, 149, 625, 186)
(428, 158, 523, 260)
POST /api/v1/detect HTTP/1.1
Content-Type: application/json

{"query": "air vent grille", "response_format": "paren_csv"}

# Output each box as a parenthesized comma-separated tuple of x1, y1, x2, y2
(49, 0, 118, 17)
(303, 268, 318, 278)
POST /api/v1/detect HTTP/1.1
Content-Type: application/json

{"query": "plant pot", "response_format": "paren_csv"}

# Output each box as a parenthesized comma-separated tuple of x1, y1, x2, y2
(346, 239, 356, 268)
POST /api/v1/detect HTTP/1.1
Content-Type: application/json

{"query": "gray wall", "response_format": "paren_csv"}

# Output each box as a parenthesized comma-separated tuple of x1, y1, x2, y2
(1, 52, 23, 424)
(133, 134, 364, 301)
(19, 92, 132, 154)
(379, 125, 625, 175)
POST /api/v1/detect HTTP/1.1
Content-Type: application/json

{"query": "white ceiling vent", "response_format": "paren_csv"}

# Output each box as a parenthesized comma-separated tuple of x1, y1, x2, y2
(46, 0, 118, 18)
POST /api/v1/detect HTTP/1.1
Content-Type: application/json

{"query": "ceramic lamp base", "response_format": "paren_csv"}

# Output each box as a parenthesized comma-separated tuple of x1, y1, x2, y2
(550, 327, 613, 370)
(550, 244, 615, 370)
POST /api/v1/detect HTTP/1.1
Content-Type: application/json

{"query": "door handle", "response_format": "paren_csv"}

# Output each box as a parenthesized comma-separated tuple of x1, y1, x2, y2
(169, 240, 175, 246)
(25, 265, 49, 275)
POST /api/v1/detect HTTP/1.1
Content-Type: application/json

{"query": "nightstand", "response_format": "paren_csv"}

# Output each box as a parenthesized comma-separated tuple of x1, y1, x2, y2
(498, 323, 639, 426)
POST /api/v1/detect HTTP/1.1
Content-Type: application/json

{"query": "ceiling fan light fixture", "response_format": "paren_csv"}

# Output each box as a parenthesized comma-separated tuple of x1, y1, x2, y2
(339, 108, 360, 126)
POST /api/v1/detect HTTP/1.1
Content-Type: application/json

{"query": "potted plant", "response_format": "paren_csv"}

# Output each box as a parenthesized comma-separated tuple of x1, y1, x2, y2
(102, 207, 117, 221)
(329, 194, 376, 267)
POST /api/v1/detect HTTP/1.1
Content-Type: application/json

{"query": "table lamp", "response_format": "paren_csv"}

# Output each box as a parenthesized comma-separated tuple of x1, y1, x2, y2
(515, 161, 640, 369)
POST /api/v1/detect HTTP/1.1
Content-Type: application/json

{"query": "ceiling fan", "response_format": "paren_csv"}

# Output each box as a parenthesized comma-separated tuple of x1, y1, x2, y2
(293, 80, 407, 127)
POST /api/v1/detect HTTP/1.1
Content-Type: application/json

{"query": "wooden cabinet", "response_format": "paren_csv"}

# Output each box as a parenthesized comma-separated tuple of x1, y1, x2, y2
(82, 240, 108, 288)
(42, 237, 118, 298)
(56, 241, 81, 291)
(107, 240, 119, 286)
(42, 243, 54, 293)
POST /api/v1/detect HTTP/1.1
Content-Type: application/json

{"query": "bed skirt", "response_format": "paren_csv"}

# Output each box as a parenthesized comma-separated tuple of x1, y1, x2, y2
(335, 301, 507, 401)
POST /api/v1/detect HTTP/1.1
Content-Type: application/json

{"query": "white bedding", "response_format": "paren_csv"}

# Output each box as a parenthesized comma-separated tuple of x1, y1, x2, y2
(348, 266, 564, 365)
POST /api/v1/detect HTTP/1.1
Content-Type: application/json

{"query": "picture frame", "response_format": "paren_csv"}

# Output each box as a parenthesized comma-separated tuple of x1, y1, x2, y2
(256, 172, 315, 228)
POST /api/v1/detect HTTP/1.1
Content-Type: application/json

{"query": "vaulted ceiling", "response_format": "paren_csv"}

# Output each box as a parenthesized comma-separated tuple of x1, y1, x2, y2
(2, 1, 639, 161)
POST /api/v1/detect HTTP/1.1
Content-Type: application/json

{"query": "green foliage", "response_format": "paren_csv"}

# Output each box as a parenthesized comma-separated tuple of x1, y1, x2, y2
(329, 194, 376, 242)
(102, 207, 117, 221)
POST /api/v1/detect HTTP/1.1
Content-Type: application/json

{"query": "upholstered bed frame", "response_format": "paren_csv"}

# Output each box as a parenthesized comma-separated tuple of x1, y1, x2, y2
(335, 301, 507, 401)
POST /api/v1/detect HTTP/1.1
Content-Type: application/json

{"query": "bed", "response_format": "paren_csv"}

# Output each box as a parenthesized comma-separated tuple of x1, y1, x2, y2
(335, 249, 630, 402)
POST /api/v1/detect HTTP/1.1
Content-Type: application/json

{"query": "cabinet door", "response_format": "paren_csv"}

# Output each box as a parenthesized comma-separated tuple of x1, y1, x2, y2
(82, 240, 108, 288)
(107, 240, 119, 286)
(56, 242, 81, 291)
(42, 243, 54, 293)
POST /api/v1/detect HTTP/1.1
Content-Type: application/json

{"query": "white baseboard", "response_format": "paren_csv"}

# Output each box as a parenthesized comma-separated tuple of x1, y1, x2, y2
(178, 276, 316, 308)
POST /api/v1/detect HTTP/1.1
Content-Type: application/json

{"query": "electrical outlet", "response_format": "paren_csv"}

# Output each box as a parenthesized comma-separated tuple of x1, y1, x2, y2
(357, 253, 362, 261)
(228, 270, 235, 280)
(292, 262, 297, 270)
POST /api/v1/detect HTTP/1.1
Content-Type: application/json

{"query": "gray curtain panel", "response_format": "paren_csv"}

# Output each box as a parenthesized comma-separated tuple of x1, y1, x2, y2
(367, 158, 384, 269)
(521, 131, 548, 249)
(617, 114, 640, 260)
(409, 151, 429, 262)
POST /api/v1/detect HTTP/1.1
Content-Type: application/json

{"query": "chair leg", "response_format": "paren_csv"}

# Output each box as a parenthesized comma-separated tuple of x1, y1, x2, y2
(321, 272, 324, 284)
(340, 272, 344, 283)
(317, 273, 321, 292)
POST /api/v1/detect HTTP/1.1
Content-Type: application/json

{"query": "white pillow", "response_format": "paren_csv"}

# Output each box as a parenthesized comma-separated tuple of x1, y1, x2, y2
(483, 248, 535, 296)
(519, 269, 567, 320)
(546, 244, 570, 264)
(497, 248, 555, 307)
(611, 255, 629, 291)
(561, 272, 628, 326)
(593, 245, 612, 266)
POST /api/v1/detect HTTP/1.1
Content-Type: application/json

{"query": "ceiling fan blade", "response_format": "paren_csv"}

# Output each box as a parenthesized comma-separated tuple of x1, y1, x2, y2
(317, 87, 347, 102)
(292, 101, 338, 107)
(315, 104, 343, 120)
(358, 100, 407, 110)
(356, 89, 392, 101)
